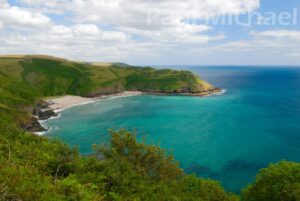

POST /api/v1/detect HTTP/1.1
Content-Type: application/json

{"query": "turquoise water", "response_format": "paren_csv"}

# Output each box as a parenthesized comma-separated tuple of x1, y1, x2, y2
(44, 67, 300, 193)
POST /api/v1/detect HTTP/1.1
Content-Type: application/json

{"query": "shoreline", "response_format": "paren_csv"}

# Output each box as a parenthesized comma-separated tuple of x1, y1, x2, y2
(45, 89, 223, 112)
(145, 88, 224, 97)
(33, 91, 143, 135)
(46, 91, 143, 112)
(33, 89, 225, 135)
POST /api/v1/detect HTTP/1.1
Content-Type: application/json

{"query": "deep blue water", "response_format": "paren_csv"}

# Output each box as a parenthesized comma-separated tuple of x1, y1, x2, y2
(44, 66, 300, 193)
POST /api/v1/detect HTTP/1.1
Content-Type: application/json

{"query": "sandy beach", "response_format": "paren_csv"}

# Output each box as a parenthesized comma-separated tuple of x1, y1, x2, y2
(44, 89, 223, 113)
(46, 91, 143, 111)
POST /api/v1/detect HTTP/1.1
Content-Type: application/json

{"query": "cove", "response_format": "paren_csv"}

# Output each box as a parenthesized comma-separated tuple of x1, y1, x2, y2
(44, 66, 300, 193)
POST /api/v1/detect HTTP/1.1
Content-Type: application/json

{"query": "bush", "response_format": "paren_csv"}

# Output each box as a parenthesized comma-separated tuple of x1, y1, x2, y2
(242, 161, 300, 201)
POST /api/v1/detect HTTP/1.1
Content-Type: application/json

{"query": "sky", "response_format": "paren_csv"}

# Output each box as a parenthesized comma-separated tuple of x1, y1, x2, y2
(0, 0, 300, 65)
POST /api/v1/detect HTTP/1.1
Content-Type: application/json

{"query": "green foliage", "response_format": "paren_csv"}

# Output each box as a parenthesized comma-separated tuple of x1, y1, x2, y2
(98, 129, 183, 181)
(54, 175, 103, 201)
(0, 162, 57, 201)
(242, 161, 300, 201)
(0, 123, 238, 201)
(21, 58, 93, 96)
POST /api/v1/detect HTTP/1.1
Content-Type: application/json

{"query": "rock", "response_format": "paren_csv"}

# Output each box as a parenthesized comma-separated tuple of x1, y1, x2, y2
(38, 109, 58, 120)
(32, 101, 50, 116)
(21, 101, 55, 133)
(21, 117, 47, 132)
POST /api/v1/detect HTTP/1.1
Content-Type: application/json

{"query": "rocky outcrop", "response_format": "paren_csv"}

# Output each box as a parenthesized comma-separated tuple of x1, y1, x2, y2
(38, 109, 58, 120)
(138, 87, 222, 97)
(32, 101, 58, 120)
(23, 101, 58, 133)
(22, 117, 47, 132)
(32, 101, 50, 116)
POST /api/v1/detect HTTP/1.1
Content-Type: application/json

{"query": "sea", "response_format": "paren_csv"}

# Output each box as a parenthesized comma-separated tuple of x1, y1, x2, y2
(43, 66, 300, 193)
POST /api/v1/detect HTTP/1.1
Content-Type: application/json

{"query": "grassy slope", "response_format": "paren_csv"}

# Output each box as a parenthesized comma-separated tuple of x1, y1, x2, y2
(0, 55, 215, 125)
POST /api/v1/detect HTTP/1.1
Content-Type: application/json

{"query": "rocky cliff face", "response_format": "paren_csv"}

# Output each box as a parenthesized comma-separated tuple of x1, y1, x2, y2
(21, 117, 47, 132)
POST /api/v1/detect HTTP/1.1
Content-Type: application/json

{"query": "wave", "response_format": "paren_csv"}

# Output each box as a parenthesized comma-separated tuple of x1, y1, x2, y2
(35, 123, 60, 136)
(206, 89, 227, 97)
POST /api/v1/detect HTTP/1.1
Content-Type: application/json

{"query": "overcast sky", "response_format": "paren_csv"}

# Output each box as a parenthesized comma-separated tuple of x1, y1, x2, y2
(0, 0, 300, 65)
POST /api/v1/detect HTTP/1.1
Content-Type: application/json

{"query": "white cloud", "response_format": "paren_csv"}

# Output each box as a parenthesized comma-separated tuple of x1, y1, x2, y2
(49, 24, 129, 42)
(0, 21, 3, 29)
(0, 22, 132, 62)
(287, 53, 300, 57)
(251, 30, 300, 41)
(102, 31, 128, 42)
(66, 0, 258, 43)
(189, 29, 300, 63)
(20, 0, 259, 21)
(50, 25, 72, 35)
(122, 23, 221, 43)
(73, 24, 101, 36)
(0, 0, 8, 7)
(16, 0, 259, 43)
(4, 0, 286, 64)
(0, 4, 50, 28)
(17, 0, 71, 14)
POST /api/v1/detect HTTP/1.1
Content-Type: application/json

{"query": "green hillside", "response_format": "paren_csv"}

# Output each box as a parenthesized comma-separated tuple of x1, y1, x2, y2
(0, 55, 299, 201)
(0, 55, 216, 126)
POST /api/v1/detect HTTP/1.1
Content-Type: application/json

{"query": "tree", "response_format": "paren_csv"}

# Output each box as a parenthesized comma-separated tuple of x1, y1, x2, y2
(96, 129, 183, 182)
(242, 161, 300, 201)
